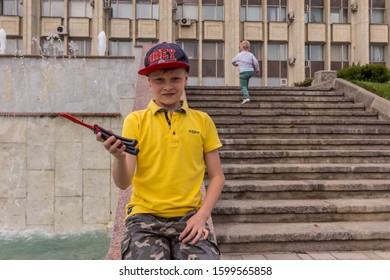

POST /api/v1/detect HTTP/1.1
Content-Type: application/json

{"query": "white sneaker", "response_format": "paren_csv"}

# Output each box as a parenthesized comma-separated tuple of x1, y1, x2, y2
(242, 98, 250, 104)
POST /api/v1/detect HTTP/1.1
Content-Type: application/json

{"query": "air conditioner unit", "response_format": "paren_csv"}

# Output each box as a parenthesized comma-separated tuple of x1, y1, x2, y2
(288, 12, 295, 22)
(350, 3, 358, 12)
(180, 18, 192, 26)
(304, 60, 310, 67)
(56, 25, 67, 35)
(280, 78, 288, 86)
(288, 57, 296, 66)
(103, 0, 111, 9)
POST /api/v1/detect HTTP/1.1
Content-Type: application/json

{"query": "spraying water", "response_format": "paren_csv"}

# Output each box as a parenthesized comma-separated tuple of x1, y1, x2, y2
(97, 31, 106, 56)
(0, 29, 6, 54)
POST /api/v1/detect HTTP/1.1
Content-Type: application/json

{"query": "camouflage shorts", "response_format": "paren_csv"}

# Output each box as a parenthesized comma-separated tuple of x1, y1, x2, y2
(121, 210, 221, 260)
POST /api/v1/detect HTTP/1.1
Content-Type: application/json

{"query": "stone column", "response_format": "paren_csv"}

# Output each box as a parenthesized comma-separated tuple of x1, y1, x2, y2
(23, 0, 41, 55)
(350, 0, 370, 65)
(159, 0, 174, 42)
(224, 0, 240, 86)
(287, 0, 306, 84)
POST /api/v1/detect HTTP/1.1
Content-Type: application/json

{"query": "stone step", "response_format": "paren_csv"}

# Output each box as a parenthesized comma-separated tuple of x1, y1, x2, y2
(220, 138, 390, 150)
(186, 86, 335, 95)
(213, 118, 390, 128)
(188, 86, 390, 253)
(188, 95, 355, 103)
(186, 86, 336, 97)
(220, 150, 390, 164)
(213, 198, 390, 223)
(222, 163, 390, 180)
(218, 179, 390, 200)
(201, 109, 378, 119)
(191, 102, 365, 110)
(215, 221, 390, 253)
(217, 127, 390, 139)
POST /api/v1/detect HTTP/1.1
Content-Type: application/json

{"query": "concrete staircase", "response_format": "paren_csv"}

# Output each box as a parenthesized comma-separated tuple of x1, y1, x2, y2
(186, 86, 390, 254)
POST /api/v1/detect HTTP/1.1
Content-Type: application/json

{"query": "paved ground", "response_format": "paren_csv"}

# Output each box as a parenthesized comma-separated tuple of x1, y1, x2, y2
(222, 250, 390, 260)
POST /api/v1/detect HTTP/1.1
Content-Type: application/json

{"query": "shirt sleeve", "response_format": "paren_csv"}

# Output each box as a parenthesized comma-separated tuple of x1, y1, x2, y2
(204, 114, 222, 153)
(231, 53, 239, 66)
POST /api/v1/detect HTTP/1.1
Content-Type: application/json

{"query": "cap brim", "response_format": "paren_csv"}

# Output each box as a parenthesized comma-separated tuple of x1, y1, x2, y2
(138, 61, 190, 75)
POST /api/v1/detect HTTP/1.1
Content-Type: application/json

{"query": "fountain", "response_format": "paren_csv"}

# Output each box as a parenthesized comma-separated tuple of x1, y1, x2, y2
(0, 29, 6, 54)
(0, 35, 142, 259)
(97, 31, 106, 56)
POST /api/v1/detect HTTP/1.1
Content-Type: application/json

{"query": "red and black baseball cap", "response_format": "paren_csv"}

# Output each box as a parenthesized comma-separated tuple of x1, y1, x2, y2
(138, 42, 190, 76)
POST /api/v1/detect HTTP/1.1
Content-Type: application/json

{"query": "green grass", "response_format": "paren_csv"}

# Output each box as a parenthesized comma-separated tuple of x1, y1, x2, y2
(351, 81, 390, 100)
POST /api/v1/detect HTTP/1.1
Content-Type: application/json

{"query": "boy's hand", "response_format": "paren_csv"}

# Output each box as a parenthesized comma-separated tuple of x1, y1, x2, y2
(96, 132, 126, 159)
(179, 212, 209, 245)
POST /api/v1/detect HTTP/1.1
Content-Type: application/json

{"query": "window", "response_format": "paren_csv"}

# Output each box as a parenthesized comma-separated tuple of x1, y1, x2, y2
(202, 42, 224, 77)
(202, 0, 223, 21)
(331, 44, 348, 61)
(136, 0, 158, 19)
(370, 0, 385, 24)
(267, 0, 286, 22)
(250, 41, 262, 61)
(249, 41, 262, 85)
(306, 44, 324, 61)
(69, 0, 93, 18)
(268, 43, 287, 61)
(177, 40, 198, 77)
(1, 0, 23, 16)
(42, 0, 64, 17)
(2, 38, 22, 55)
(331, 44, 349, 70)
(109, 40, 132, 56)
(240, 0, 261, 22)
(304, 0, 324, 23)
(112, 0, 133, 19)
(305, 43, 325, 78)
(68, 39, 91, 56)
(330, 0, 348, 23)
(370, 44, 385, 63)
(176, 0, 199, 21)
(40, 36, 64, 56)
(267, 43, 287, 84)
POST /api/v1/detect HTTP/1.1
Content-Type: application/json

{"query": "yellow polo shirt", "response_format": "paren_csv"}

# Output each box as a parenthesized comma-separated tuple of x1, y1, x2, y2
(122, 99, 222, 218)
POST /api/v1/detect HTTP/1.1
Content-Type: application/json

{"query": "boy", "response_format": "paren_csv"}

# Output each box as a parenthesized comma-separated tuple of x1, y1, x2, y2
(97, 42, 225, 260)
(231, 40, 260, 104)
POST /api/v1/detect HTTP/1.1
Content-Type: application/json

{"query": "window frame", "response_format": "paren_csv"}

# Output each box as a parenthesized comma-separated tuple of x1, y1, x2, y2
(68, 0, 93, 18)
(304, 0, 324, 23)
(1, 0, 23, 16)
(136, 0, 159, 20)
(41, 0, 64, 17)
(369, 0, 386, 24)
(370, 44, 385, 63)
(202, 41, 224, 77)
(202, 0, 224, 21)
(111, 0, 133, 19)
(240, 0, 262, 22)
(267, 0, 287, 22)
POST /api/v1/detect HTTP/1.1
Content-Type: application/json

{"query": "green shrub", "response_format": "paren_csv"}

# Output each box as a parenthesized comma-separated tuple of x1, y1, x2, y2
(293, 77, 314, 87)
(337, 64, 390, 83)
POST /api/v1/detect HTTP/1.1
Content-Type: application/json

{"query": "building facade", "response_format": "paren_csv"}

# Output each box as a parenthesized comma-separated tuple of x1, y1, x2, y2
(0, 0, 389, 86)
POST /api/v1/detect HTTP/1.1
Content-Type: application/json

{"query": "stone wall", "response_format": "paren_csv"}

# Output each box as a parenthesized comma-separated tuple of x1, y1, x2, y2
(0, 115, 122, 233)
(0, 53, 140, 234)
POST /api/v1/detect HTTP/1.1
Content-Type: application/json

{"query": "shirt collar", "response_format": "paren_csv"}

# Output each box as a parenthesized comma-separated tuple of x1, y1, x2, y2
(148, 99, 188, 115)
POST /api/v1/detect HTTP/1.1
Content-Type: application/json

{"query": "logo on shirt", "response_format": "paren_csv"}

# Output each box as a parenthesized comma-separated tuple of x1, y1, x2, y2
(188, 129, 200, 135)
